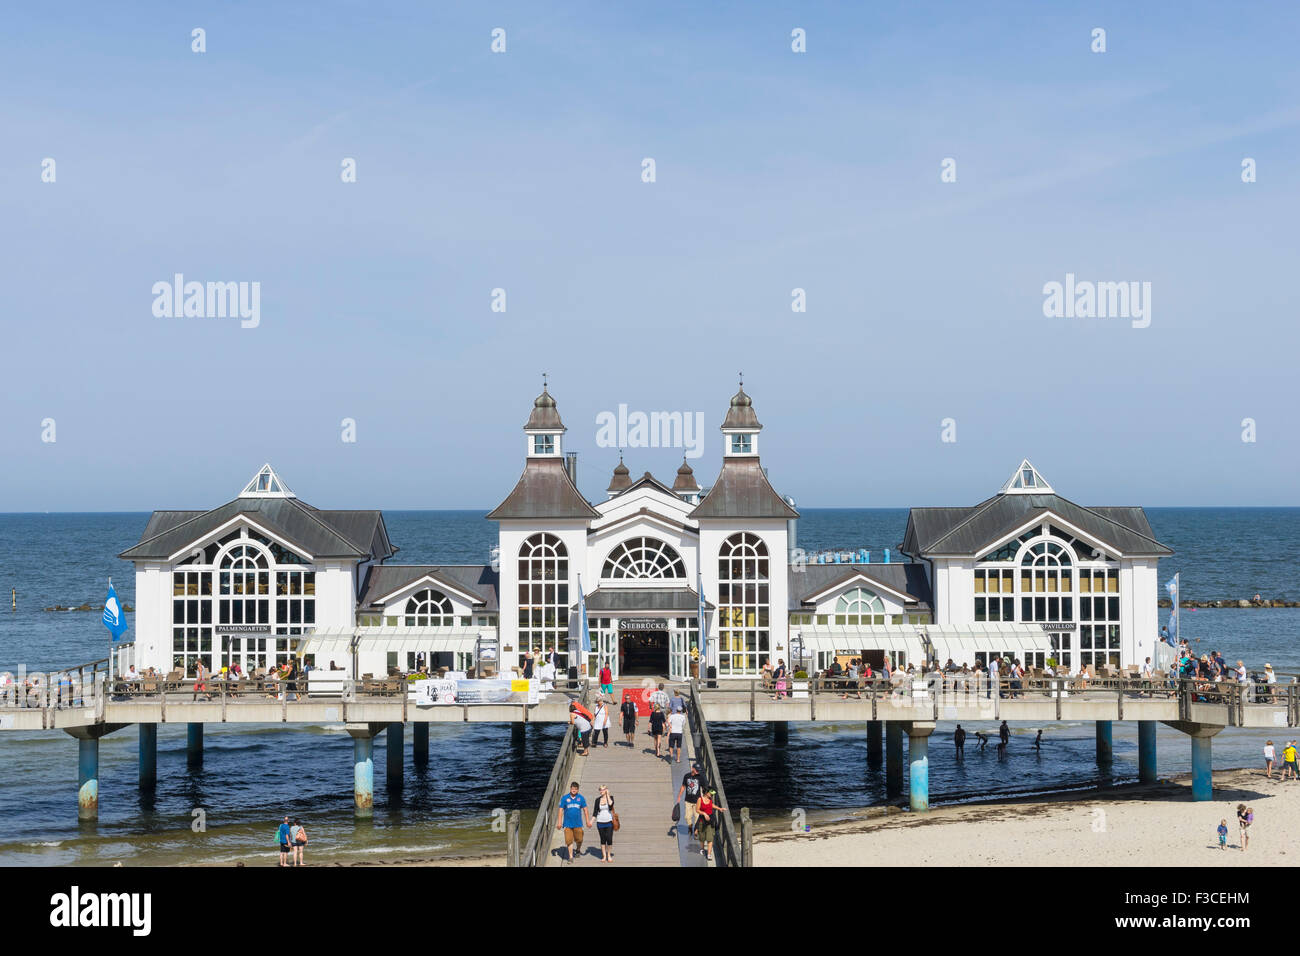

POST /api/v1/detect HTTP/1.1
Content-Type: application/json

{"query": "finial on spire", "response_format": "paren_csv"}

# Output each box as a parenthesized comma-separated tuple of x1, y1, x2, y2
(542, 371, 548, 390)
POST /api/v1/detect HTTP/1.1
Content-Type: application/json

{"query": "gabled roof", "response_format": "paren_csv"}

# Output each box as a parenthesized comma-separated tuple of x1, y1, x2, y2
(788, 564, 933, 611)
(903, 493, 1171, 558)
(689, 458, 798, 519)
(120, 496, 396, 562)
(358, 564, 499, 611)
(616, 471, 678, 500)
(487, 457, 600, 520)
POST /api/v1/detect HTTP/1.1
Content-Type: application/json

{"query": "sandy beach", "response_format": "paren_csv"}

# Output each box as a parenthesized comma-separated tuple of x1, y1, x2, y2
(756, 767, 1295, 866)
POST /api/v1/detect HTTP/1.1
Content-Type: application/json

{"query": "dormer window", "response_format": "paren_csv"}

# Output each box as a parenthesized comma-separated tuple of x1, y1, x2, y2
(533, 435, 556, 455)
(730, 434, 752, 455)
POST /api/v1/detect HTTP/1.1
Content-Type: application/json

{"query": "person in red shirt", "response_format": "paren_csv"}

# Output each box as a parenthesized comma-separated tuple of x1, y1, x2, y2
(599, 662, 614, 699)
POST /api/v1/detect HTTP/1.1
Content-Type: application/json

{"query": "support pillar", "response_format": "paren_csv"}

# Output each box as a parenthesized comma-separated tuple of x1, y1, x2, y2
(885, 722, 903, 797)
(65, 725, 124, 822)
(413, 722, 429, 769)
(78, 738, 99, 821)
(1095, 720, 1113, 765)
(139, 723, 157, 787)
(867, 720, 882, 767)
(906, 723, 935, 813)
(1138, 721, 1157, 783)
(186, 722, 203, 768)
(387, 722, 404, 791)
(511, 722, 526, 746)
(773, 721, 789, 745)
(347, 725, 381, 818)
(1164, 721, 1223, 802)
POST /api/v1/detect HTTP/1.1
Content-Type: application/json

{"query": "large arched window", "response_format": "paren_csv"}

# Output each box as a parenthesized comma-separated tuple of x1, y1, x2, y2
(835, 587, 885, 626)
(716, 532, 769, 676)
(1018, 539, 1073, 623)
(518, 533, 570, 668)
(602, 537, 687, 580)
(173, 532, 315, 678)
(404, 589, 454, 627)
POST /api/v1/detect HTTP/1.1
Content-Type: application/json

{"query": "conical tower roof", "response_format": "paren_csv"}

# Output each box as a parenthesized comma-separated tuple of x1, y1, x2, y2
(606, 455, 632, 493)
(672, 457, 700, 492)
(722, 384, 761, 430)
(525, 386, 564, 431)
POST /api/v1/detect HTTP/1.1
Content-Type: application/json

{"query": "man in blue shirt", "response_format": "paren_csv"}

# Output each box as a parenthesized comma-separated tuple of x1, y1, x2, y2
(555, 782, 591, 862)
(276, 815, 292, 867)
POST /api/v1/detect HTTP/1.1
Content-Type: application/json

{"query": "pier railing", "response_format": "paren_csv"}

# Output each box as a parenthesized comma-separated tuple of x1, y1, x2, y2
(692, 673, 1299, 727)
(516, 680, 593, 867)
(687, 679, 747, 867)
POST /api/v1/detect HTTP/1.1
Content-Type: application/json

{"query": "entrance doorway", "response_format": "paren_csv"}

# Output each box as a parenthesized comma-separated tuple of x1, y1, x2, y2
(620, 629, 669, 675)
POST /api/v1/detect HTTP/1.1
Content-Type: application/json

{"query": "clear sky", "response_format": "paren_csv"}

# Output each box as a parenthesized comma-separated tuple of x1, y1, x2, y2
(4, 1, 1299, 511)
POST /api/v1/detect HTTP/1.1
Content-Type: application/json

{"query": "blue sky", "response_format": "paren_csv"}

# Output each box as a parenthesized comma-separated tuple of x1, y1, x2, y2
(3, 1, 1299, 511)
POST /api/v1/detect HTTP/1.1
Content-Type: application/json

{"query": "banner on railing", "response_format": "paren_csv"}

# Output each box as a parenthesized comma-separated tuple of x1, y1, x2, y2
(414, 678, 539, 706)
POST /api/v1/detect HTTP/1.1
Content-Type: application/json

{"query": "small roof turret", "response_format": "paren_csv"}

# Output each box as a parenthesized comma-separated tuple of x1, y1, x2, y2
(722, 383, 761, 431)
(672, 457, 700, 492)
(525, 386, 564, 431)
(606, 455, 632, 494)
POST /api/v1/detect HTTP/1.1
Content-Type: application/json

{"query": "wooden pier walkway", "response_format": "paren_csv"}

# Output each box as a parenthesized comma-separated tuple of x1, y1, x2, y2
(544, 720, 708, 867)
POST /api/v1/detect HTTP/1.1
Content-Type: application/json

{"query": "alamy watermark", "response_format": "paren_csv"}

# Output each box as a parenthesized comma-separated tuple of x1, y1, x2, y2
(1042, 273, 1150, 329)
(152, 274, 260, 328)
(595, 405, 704, 458)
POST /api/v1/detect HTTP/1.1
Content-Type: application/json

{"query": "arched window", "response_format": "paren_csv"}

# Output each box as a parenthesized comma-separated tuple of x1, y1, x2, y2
(835, 587, 885, 626)
(602, 537, 687, 580)
(404, 589, 454, 627)
(517, 533, 569, 669)
(716, 532, 769, 676)
(1018, 539, 1073, 624)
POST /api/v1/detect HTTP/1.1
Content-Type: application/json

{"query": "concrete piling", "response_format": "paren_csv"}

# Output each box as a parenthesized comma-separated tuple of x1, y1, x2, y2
(413, 722, 429, 769)
(885, 722, 903, 797)
(186, 722, 203, 768)
(1138, 720, 1157, 783)
(1095, 720, 1113, 764)
(139, 723, 157, 787)
(387, 722, 404, 791)
(352, 733, 374, 818)
(773, 721, 789, 745)
(867, 720, 882, 767)
(907, 723, 935, 813)
(78, 738, 99, 821)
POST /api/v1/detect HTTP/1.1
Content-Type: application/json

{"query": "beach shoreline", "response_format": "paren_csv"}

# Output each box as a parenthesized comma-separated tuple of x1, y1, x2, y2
(756, 766, 1294, 866)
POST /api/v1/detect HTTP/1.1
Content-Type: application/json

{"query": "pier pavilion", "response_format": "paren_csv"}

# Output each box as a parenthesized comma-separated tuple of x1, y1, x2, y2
(118, 383, 1173, 684)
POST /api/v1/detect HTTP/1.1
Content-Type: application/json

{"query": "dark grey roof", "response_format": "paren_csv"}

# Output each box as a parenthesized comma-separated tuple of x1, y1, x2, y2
(788, 564, 933, 610)
(613, 471, 678, 500)
(689, 459, 798, 519)
(358, 564, 499, 611)
(487, 458, 600, 520)
(580, 587, 713, 613)
(525, 388, 564, 430)
(722, 387, 761, 430)
(903, 493, 1172, 557)
(120, 497, 395, 562)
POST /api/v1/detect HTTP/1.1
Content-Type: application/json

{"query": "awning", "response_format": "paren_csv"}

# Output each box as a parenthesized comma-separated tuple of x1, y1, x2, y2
(295, 627, 481, 657)
(793, 627, 927, 656)
(579, 588, 712, 614)
(924, 624, 1053, 665)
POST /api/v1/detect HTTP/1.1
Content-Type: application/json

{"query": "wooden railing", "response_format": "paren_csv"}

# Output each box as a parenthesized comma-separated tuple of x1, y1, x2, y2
(687, 679, 748, 867)
(514, 681, 592, 867)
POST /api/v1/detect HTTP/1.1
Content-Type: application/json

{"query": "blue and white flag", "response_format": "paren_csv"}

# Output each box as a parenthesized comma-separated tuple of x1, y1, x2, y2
(697, 567, 709, 668)
(570, 573, 591, 656)
(1164, 573, 1180, 642)
(102, 582, 128, 641)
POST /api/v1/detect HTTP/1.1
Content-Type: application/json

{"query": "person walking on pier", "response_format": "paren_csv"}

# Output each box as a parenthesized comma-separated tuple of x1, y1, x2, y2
(557, 782, 592, 863)
(650, 683, 670, 713)
(649, 703, 667, 758)
(667, 707, 687, 763)
(599, 662, 613, 699)
(592, 698, 611, 749)
(620, 693, 638, 746)
(954, 724, 966, 759)
(593, 785, 617, 862)
(276, 815, 292, 867)
(696, 789, 726, 861)
(677, 764, 703, 838)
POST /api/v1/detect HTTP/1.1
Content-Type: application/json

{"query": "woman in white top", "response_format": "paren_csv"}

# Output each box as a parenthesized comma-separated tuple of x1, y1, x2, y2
(592, 699, 611, 748)
(1264, 740, 1276, 778)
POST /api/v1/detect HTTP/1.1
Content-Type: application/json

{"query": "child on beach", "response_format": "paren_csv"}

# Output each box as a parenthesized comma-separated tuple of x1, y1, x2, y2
(1217, 820, 1228, 850)
(1264, 740, 1275, 778)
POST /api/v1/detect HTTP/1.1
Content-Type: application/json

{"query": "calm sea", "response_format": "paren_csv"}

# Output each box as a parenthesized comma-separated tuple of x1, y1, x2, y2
(0, 508, 1295, 864)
